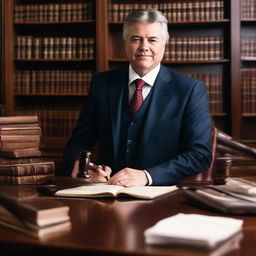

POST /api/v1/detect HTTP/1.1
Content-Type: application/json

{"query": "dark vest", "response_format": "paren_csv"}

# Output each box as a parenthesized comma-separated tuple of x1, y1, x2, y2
(114, 85, 153, 173)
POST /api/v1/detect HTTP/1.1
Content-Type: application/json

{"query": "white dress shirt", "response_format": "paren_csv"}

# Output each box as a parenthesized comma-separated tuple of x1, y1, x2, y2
(128, 64, 161, 185)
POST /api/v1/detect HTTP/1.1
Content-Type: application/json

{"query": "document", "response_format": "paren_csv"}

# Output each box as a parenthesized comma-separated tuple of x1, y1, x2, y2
(144, 213, 243, 249)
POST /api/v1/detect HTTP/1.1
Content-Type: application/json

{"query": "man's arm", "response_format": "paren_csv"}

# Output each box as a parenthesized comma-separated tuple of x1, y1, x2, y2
(63, 77, 98, 176)
(147, 80, 212, 185)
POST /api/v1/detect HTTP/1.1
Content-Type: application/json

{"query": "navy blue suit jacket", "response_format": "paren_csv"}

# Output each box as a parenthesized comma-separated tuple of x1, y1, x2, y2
(64, 64, 212, 185)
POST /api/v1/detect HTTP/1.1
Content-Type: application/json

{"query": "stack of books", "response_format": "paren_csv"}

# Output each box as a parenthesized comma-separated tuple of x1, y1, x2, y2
(0, 192, 71, 238)
(0, 115, 55, 184)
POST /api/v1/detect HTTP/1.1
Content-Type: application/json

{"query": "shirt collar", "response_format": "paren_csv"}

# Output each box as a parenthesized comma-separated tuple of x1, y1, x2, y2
(128, 64, 161, 87)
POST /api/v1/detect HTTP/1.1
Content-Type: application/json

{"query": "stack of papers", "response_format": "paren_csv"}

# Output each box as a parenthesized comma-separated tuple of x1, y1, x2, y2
(144, 213, 243, 249)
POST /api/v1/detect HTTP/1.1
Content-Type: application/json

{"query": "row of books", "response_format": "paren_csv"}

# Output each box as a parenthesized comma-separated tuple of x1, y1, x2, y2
(109, 0, 224, 22)
(15, 70, 93, 94)
(0, 116, 55, 185)
(15, 109, 80, 138)
(15, 36, 95, 60)
(163, 37, 224, 61)
(241, 38, 256, 60)
(241, 0, 256, 19)
(242, 69, 256, 114)
(187, 73, 223, 113)
(14, 2, 94, 23)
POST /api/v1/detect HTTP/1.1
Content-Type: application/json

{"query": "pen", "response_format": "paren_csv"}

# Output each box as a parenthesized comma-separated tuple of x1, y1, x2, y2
(88, 162, 109, 181)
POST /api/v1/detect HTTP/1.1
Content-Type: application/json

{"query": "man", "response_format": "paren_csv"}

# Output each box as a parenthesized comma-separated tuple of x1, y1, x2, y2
(64, 9, 212, 186)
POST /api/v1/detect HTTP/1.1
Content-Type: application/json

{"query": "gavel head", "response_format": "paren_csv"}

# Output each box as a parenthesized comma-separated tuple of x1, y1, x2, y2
(78, 151, 91, 178)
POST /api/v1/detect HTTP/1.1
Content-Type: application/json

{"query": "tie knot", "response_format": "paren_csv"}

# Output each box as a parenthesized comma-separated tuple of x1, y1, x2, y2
(134, 79, 145, 90)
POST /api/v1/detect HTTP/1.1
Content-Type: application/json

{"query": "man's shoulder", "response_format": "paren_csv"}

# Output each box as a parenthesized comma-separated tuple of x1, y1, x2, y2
(161, 65, 199, 84)
(93, 65, 128, 80)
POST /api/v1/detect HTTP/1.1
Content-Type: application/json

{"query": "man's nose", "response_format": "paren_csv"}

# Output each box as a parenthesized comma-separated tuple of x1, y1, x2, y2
(139, 39, 149, 51)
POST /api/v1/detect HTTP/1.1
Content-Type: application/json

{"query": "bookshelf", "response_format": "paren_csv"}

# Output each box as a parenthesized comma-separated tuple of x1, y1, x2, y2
(240, 0, 256, 146)
(0, 0, 4, 115)
(1, 0, 254, 173)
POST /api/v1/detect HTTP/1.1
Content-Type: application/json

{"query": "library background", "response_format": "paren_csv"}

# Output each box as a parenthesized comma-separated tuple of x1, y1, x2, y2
(0, 0, 255, 175)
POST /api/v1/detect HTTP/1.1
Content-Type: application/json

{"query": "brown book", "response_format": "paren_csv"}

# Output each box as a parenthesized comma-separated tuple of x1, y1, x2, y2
(0, 141, 40, 150)
(0, 173, 54, 184)
(0, 116, 38, 124)
(0, 122, 39, 128)
(0, 193, 70, 227)
(0, 157, 42, 165)
(0, 127, 41, 135)
(0, 205, 71, 238)
(0, 135, 40, 142)
(183, 187, 256, 214)
(0, 161, 55, 176)
(0, 148, 41, 158)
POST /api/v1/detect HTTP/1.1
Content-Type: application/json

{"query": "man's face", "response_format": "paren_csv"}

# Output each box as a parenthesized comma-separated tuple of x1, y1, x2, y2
(125, 22, 166, 77)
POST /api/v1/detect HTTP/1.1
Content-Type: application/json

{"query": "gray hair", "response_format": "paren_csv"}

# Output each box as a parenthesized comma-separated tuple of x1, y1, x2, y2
(123, 9, 169, 43)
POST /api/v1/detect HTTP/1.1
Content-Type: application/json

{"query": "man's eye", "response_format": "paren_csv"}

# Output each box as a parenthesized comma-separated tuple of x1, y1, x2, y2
(149, 39, 157, 42)
(131, 38, 140, 42)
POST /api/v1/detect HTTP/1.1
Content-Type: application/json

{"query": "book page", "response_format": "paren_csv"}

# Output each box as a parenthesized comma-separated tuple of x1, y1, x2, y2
(55, 184, 124, 198)
(117, 186, 178, 199)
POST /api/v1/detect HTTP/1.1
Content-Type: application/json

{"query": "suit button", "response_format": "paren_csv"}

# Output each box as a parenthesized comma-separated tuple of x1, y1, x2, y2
(130, 122, 135, 126)
(127, 140, 132, 144)
(126, 149, 130, 153)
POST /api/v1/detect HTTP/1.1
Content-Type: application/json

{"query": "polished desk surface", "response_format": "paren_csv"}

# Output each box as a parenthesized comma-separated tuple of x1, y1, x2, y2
(0, 177, 256, 256)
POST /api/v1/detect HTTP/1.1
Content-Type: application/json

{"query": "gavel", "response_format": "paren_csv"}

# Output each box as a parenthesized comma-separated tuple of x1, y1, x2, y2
(78, 151, 107, 180)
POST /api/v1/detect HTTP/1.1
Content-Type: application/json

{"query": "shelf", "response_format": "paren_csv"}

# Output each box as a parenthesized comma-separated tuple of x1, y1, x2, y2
(109, 19, 230, 25)
(241, 58, 256, 62)
(15, 93, 88, 96)
(242, 113, 256, 117)
(15, 58, 95, 62)
(108, 58, 230, 64)
(211, 113, 228, 117)
(14, 20, 95, 25)
(241, 19, 256, 23)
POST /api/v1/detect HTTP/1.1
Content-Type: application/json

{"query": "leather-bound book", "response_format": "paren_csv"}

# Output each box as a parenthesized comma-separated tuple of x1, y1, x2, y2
(0, 141, 40, 150)
(0, 205, 71, 238)
(0, 161, 55, 176)
(0, 127, 41, 135)
(0, 173, 55, 185)
(0, 135, 40, 142)
(0, 148, 42, 158)
(0, 116, 38, 124)
(0, 192, 70, 227)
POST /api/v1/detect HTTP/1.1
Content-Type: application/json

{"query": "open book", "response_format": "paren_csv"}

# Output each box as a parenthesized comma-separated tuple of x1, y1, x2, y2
(55, 184, 178, 200)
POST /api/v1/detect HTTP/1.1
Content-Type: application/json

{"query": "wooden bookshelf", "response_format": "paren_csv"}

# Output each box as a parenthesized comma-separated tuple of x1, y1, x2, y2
(240, 0, 256, 145)
(1, 0, 253, 173)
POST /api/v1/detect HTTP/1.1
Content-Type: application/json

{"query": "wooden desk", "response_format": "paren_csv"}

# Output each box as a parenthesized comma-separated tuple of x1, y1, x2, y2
(0, 177, 255, 256)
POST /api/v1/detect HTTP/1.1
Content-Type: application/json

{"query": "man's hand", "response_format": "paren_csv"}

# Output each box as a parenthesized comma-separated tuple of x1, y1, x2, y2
(108, 168, 148, 187)
(71, 160, 111, 183)
(88, 165, 111, 183)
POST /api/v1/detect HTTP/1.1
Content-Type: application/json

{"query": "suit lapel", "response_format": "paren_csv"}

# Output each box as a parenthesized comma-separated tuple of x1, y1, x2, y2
(138, 65, 174, 159)
(109, 66, 129, 159)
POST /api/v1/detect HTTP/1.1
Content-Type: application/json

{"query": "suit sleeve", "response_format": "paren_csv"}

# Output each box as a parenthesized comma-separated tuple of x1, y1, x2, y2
(63, 76, 98, 175)
(147, 81, 212, 185)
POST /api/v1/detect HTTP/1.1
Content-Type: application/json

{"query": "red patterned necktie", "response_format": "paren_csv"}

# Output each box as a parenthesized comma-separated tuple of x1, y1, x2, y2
(130, 79, 145, 116)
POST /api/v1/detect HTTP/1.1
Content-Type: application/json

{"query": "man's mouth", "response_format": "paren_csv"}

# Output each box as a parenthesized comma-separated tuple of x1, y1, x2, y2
(135, 55, 152, 57)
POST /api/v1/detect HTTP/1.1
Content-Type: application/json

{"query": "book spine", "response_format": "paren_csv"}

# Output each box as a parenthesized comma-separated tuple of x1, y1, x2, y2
(0, 162, 54, 176)
(0, 116, 38, 124)
(0, 174, 54, 184)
